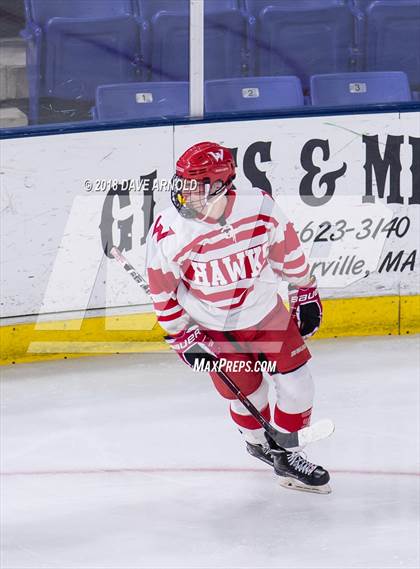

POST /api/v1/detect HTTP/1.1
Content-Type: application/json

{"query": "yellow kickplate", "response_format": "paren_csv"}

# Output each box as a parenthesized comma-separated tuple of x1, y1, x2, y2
(0, 312, 167, 365)
(0, 295, 418, 366)
(317, 295, 400, 338)
(400, 295, 420, 335)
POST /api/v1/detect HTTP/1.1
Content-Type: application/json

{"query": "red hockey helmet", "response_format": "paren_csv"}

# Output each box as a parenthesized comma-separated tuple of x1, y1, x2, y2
(171, 142, 236, 218)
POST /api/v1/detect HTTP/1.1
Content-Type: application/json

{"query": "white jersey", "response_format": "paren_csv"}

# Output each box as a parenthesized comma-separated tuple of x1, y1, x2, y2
(145, 189, 310, 335)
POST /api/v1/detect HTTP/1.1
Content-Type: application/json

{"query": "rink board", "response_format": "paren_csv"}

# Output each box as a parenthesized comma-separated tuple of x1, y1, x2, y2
(1, 110, 419, 363)
(0, 294, 418, 365)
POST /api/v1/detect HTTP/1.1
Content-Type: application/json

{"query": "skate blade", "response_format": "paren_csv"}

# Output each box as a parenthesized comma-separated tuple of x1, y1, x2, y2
(278, 477, 332, 495)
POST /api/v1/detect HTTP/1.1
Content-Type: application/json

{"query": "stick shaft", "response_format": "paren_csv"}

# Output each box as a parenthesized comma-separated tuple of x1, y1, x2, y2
(110, 247, 149, 294)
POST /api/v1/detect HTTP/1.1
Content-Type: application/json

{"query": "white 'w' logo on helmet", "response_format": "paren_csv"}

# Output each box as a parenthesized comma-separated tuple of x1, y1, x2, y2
(209, 150, 224, 162)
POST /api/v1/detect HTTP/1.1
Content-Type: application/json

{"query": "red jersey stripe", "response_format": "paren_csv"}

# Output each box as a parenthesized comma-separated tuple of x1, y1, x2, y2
(282, 266, 309, 279)
(269, 240, 285, 263)
(219, 287, 254, 310)
(184, 281, 248, 302)
(154, 297, 179, 311)
(173, 214, 278, 263)
(283, 253, 306, 270)
(192, 225, 269, 256)
(284, 222, 301, 255)
(158, 308, 185, 322)
(148, 267, 178, 295)
(182, 280, 255, 311)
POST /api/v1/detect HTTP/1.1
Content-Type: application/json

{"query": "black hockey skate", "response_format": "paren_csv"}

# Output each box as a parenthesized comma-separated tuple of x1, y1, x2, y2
(246, 441, 274, 468)
(246, 441, 331, 494)
(271, 448, 331, 494)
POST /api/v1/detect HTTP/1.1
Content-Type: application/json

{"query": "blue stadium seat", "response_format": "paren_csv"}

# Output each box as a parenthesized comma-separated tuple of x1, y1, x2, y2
(365, 1, 420, 92)
(135, 2, 243, 81)
(352, 0, 403, 11)
(310, 71, 412, 106)
(205, 76, 304, 113)
(136, 0, 188, 21)
(243, 0, 294, 19)
(25, 0, 134, 23)
(23, 0, 139, 123)
(244, 1, 357, 20)
(251, 1, 354, 91)
(351, 0, 372, 10)
(94, 82, 189, 121)
(136, 1, 240, 21)
(148, 9, 247, 81)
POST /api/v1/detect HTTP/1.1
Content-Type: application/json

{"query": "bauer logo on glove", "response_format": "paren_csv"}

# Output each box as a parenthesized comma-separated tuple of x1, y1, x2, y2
(165, 325, 218, 368)
(288, 278, 323, 339)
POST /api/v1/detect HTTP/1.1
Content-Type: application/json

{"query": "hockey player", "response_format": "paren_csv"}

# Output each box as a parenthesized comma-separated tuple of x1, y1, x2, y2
(146, 142, 330, 493)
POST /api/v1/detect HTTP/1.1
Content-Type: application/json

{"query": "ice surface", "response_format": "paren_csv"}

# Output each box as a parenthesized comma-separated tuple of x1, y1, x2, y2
(1, 335, 419, 569)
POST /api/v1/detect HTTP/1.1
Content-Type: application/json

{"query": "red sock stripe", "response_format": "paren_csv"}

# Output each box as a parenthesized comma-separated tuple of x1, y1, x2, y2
(274, 406, 312, 432)
(230, 404, 271, 430)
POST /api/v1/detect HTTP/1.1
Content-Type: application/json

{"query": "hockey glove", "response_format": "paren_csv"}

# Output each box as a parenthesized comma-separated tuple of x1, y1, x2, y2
(165, 326, 217, 368)
(288, 278, 323, 339)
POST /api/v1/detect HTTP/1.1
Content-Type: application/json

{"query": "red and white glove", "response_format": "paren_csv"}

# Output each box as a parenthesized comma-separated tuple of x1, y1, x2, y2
(288, 277, 323, 339)
(165, 325, 217, 368)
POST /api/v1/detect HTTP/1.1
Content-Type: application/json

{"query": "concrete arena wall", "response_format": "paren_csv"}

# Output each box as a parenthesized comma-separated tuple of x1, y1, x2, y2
(1, 111, 419, 364)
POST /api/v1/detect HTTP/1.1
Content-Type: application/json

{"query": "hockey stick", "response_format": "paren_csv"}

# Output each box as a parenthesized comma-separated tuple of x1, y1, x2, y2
(110, 246, 334, 449)
(110, 247, 150, 294)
